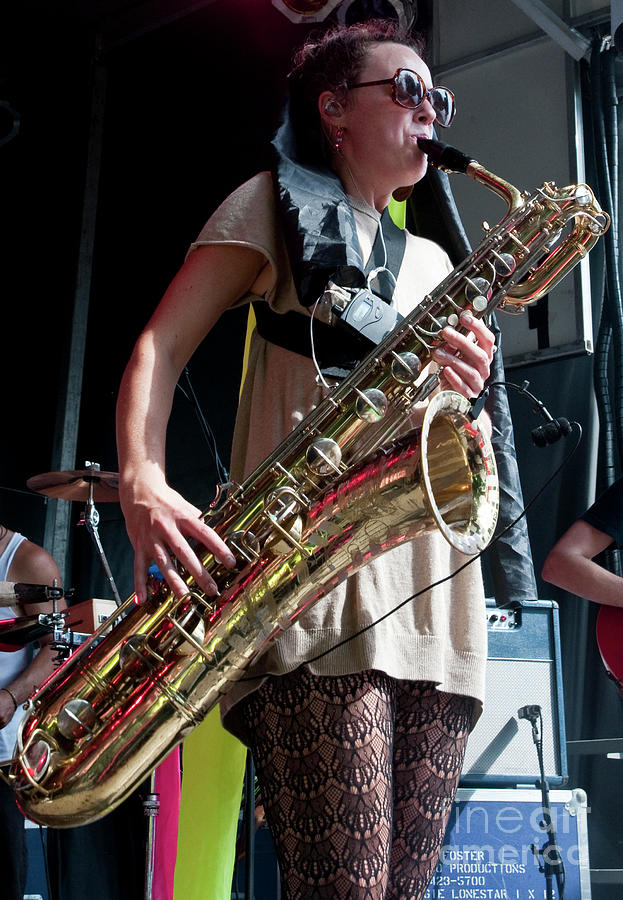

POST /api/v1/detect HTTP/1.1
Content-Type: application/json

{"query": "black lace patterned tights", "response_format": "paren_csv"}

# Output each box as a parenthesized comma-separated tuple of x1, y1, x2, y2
(239, 668, 474, 900)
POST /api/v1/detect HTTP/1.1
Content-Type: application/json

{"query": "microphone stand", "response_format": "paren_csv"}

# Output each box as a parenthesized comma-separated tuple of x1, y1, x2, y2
(521, 707, 566, 900)
(143, 771, 160, 900)
(78, 464, 123, 608)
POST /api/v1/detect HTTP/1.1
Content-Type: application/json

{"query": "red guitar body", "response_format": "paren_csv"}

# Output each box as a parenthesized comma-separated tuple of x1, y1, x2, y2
(596, 605, 623, 687)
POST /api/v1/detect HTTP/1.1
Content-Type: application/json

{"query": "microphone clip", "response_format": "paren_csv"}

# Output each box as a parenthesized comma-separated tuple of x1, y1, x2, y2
(531, 417, 572, 447)
(518, 704, 542, 722)
(469, 387, 489, 421)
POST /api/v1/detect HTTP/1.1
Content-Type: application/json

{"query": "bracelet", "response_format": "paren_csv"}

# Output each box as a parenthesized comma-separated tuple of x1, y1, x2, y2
(1, 687, 18, 712)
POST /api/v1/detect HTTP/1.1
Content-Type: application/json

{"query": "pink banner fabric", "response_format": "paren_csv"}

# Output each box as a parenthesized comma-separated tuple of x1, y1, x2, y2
(152, 747, 182, 900)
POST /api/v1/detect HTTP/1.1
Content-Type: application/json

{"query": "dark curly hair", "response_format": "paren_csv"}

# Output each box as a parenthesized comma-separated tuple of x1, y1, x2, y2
(286, 18, 426, 166)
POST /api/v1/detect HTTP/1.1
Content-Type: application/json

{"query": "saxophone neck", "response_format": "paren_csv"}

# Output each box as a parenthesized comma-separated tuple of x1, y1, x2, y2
(417, 137, 524, 214)
(465, 162, 525, 215)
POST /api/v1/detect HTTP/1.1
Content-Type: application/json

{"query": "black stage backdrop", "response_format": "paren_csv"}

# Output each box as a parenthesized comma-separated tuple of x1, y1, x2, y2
(1, 3, 621, 899)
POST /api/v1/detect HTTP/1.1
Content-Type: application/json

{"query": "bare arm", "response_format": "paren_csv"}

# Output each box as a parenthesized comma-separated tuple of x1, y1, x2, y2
(0, 541, 66, 728)
(116, 242, 267, 601)
(542, 519, 623, 608)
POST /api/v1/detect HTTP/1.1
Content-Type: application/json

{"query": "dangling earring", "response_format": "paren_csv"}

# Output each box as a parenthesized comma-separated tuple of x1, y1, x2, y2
(334, 127, 344, 153)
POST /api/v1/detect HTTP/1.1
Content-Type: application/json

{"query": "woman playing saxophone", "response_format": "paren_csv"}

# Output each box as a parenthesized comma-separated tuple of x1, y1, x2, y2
(116, 19, 495, 900)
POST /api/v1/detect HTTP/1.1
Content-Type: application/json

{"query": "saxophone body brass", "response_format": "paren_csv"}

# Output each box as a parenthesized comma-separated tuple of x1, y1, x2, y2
(6, 148, 609, 826)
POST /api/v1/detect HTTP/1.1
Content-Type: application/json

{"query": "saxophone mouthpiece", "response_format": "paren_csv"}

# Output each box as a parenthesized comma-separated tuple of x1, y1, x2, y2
(417, 137, 475, 174)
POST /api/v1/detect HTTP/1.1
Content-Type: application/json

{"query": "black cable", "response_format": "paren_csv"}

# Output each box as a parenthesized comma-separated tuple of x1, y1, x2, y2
(594, 321, 618, 493)
(175, 366, 230, 485)
(588, 39, 623, 494)
(486, 380, 573, 448)
(600, 47, 623, 473)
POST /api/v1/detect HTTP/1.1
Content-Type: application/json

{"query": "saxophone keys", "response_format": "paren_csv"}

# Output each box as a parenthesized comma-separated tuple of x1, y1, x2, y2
(165, 595, 208, 650)
(464, 276, 492, 302)
(426, 312, 446, 330)
(264, 485, 308, 514)
(226, 530, 260, 563)
(490, 250, 516, 276)
(355, 388, 388, 423)
(589, 213, 609, 234)
(506, 231, 530, 252)
(390, 352, 421, 384)
(56, 699, 98, 741)
(165, 610, 208, 658)
(408, 324, 434, 349)
(464, 276, 492, 314)
(209, 480, 242, 512)
(572, 185, 593, 207)
(306, 438, 343, 476)
(264, 513, 306, 556)
(444, 293, 462, 311)
(262, 486, 309, 554)
(21, 739, 52, 782)
(119, 634, 164, 670)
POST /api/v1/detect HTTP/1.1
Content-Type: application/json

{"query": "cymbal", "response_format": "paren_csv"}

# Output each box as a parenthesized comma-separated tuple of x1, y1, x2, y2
(27, 468, 120, 503)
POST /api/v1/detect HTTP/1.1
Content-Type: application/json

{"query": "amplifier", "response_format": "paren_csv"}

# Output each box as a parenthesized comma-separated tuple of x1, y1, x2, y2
(460, 599, 568, 787)
(64, 598, 117, 634)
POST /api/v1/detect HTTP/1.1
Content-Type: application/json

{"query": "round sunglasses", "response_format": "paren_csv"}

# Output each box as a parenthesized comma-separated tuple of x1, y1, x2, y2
(348, 67, 456, 128)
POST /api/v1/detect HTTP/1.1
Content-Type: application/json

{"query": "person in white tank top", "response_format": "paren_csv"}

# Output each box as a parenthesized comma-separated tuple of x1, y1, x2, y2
(0, 523, 65, 900)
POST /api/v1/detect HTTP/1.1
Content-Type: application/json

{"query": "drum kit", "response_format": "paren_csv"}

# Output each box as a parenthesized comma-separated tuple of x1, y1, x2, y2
(2, 461, 162, 900)
(1, 461, 123, 654)
(0, 461, 122, 655)
(28, 460, 123, 607)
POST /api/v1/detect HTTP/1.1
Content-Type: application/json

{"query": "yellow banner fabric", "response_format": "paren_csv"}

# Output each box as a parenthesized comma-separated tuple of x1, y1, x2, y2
(172, 708, 247, 900)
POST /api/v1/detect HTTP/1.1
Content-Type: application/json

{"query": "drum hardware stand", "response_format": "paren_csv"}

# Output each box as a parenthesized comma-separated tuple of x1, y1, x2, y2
(37, 579, 72, 660)
(26, 459, 159, 894)
(519, 704, 566, 900)
(143, 770, 160, 900)
(78, 461, 123, 608)
(76, 462, 161, 898)
(0, 580, 71, 659)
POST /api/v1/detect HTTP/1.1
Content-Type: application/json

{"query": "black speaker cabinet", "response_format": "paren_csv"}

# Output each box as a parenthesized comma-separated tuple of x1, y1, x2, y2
(460, 599, 568, 787)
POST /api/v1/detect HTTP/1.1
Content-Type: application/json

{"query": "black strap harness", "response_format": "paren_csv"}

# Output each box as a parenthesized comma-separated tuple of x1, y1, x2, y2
(252, 207, 406, 372)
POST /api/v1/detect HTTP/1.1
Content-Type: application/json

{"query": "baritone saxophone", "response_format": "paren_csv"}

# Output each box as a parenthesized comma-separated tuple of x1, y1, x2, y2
(5, 139, 609, 827)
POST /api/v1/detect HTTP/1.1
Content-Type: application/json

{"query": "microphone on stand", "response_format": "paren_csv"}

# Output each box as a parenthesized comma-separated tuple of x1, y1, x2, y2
(518, 703, 566, 899)
(518, 704, 542, 721)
